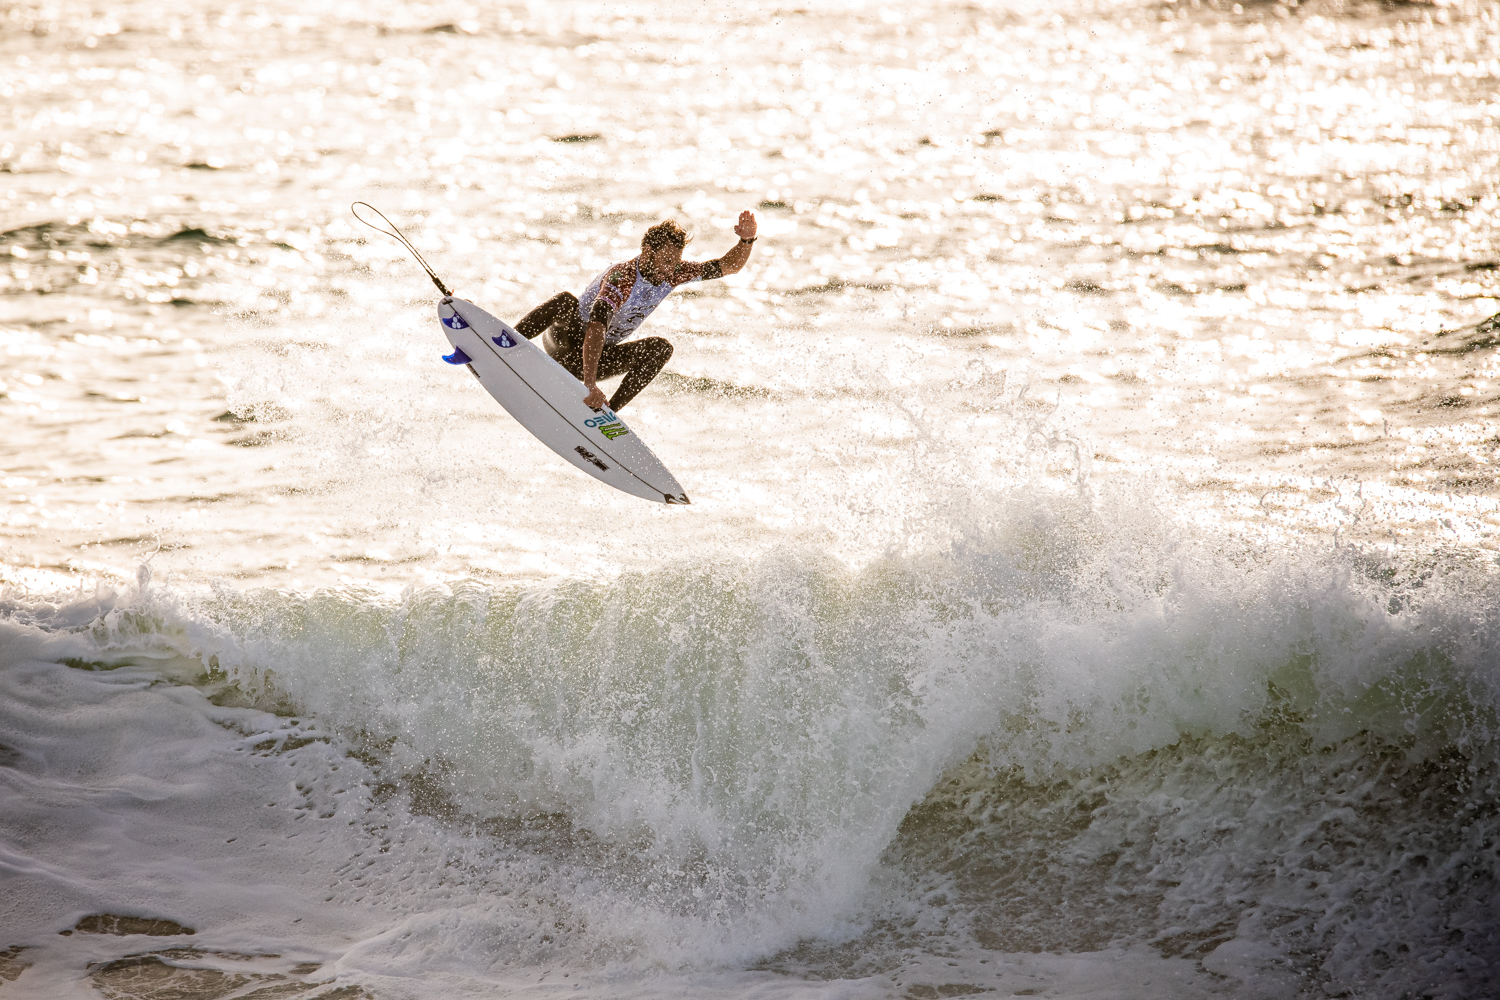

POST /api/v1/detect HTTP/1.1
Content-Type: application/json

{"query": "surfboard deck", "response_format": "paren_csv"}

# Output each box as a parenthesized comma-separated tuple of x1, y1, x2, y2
(438, 297, 690, 505)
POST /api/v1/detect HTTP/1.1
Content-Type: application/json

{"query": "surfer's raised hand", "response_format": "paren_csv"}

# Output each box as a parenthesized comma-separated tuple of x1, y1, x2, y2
(583, 383, 607, 410)
(711, 211, 759, 279)
(734, 210, 757, 241)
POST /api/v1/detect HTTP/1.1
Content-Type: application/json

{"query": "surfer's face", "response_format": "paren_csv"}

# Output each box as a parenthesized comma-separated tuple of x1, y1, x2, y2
(640, 241, 684, 282)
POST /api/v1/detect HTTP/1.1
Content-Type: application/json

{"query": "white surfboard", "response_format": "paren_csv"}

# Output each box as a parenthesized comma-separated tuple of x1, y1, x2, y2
(437, 296, 690, 505)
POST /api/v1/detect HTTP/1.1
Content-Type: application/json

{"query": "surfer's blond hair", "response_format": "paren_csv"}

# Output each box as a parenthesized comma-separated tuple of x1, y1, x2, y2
(642, 220, 690, 252)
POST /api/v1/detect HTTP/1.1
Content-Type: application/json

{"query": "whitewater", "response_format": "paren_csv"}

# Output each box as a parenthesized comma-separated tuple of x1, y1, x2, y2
(2, 1, 1498, 998)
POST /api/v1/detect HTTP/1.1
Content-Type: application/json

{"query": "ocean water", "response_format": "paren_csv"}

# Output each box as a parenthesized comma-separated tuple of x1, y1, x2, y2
(2, 0, 1499, 997)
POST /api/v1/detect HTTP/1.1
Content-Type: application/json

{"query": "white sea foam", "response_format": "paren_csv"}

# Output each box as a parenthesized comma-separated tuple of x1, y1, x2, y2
(5, 480, 1496, 996)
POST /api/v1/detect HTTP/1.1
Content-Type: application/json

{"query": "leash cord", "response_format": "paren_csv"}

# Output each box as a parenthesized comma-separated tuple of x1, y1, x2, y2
(350, 201, 452, 297)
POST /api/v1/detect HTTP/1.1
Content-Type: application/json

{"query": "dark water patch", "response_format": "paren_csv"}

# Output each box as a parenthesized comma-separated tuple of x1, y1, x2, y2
(204, 679, 259, 710)
(1150, 242, 1246, 258)
(62, 657, 131, 671)
(784, 277, 893, 296)
(1438, 197, 1480, 214)
(184, 160, 227, 170)
(551, 133, 601, 143)
(786, 277, 848, 296)
(758, 200, 790, 211)
(1064, 280, 1109, 295)
(86, 949, 339, 1000)
(111, 428, 174, 440)
(229, 430, 279, 447)
(0, 946, 29, 983)
(62, 650, 202, 675)
(1384, 252, 1453, 272)
(250, 733, 329, 755)
(762, 690, 1499, 995)
(160, 228, 236, 247)
(1, 222, 71, 250)
(1149, 920, 1240, 961)
(0, 220, 155, 252)
(1445, 473, 1500, 490)
(657, 371, 772, 400)
(70, 914, 195, 936)
(935, 323, 1014, 339)
(1186, 0, 1435, 22)
(156, 948, 271, 962)
(757, 921, 906, 979)
(223, 402, 293, 423)
(1302, 437, 1369, 451)
(1424, 312, 1500, 356)
(332, 552, 421, 566)
(203, 676, 300, 717)
(905, 986, 993, 998)
(378, 767, 464, 821)
(905, 727, 1494, 994)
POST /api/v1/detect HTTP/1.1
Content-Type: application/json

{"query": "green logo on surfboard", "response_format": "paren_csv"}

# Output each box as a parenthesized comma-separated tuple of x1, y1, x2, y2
(584, 409, 629, 440)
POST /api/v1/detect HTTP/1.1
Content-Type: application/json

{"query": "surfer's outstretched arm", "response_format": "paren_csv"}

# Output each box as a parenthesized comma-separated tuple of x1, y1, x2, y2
(714, 210, 758, 277)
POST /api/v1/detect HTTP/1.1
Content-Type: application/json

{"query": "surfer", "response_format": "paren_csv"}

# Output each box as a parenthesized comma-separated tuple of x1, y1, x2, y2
(513, 211, 758, 410)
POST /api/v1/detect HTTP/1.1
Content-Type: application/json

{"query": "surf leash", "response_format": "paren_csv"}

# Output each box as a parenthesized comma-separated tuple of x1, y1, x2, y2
(350, 201, 453, 297)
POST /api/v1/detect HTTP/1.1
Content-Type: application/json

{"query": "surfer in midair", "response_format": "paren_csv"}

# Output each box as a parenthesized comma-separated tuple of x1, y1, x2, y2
(513, 211, 758, 411)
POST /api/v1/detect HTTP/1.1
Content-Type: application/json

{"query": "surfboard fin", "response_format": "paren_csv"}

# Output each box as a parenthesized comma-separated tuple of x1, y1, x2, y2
(442, 347, 472, 365)
(664, 493, 691, 505)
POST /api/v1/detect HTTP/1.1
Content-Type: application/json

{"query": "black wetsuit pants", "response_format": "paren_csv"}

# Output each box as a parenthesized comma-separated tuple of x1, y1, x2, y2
(513, 292, 673, 412)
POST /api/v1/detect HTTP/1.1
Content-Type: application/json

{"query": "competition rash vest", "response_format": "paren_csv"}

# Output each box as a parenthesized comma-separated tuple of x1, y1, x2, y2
(576, 255, 723, 346)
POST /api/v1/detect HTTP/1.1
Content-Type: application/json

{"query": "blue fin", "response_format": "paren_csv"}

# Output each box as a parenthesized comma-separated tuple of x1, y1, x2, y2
(442, 347, 472, 365)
